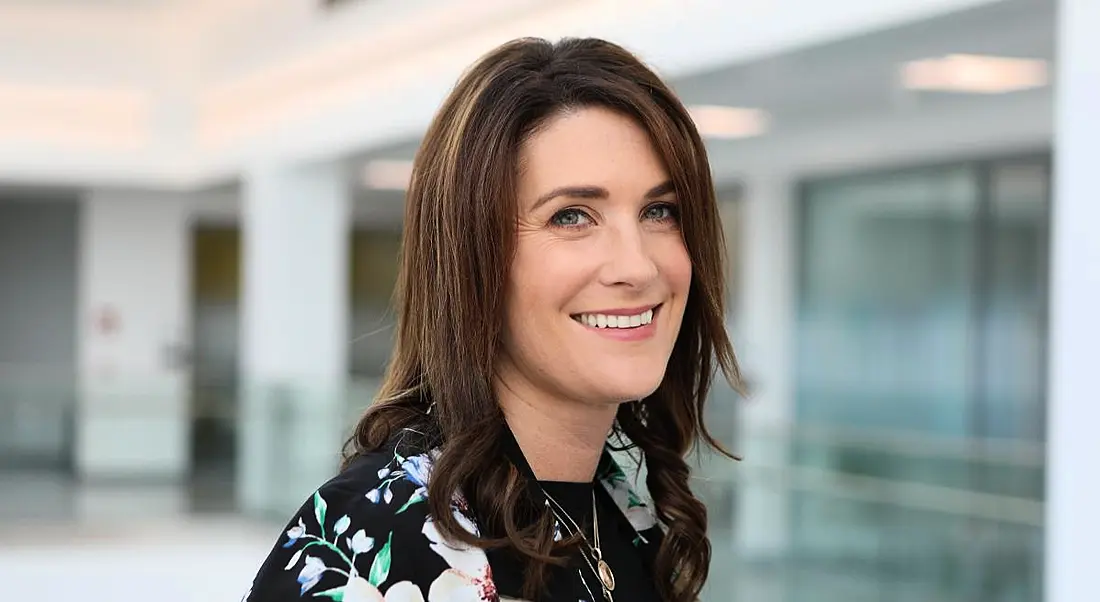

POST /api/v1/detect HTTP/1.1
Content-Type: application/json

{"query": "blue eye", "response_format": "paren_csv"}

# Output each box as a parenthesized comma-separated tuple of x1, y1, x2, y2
(550, 208, 592, 227)
(644, 203, 679, 222)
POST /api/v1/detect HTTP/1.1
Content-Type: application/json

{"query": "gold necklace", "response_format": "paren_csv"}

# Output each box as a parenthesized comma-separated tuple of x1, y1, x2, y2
(541, 489, 616, 601)
(590, 492, 616, 597)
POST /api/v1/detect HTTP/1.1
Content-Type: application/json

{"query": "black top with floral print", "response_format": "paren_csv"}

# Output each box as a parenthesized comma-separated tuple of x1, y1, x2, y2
(243, 430, 665, 602)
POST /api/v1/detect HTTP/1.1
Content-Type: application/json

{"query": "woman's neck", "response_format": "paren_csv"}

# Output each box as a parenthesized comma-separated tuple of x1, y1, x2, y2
(494, 375, 618, 483)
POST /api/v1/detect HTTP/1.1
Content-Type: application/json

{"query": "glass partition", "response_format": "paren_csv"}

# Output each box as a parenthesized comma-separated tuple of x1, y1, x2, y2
(705, 155, 1052, 602)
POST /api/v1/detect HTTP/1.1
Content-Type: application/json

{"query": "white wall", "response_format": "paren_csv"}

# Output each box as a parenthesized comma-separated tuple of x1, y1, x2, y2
(76, 191, 192, 480)
(1045, 0, 1100, 600)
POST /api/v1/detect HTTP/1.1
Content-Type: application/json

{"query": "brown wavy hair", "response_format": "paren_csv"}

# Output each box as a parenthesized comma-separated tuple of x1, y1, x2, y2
(344, 37, 742, 601)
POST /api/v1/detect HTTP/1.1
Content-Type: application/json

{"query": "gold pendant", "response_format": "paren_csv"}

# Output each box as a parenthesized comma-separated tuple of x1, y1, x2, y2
(597, 559, 616, 592)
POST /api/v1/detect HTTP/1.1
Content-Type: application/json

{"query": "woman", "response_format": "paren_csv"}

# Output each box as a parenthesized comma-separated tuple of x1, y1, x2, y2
(245, 36, 741, 602)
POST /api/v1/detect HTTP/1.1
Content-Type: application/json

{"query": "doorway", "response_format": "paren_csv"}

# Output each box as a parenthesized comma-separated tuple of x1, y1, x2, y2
(190, 226, 241, 510)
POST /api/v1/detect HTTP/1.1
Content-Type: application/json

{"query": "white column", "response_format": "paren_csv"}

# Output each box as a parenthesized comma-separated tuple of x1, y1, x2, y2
(1046, 1, 1100, 600)
(239, 161, 350, 516)
(734, 174, 795, 560)
(76, 191, 191, 482)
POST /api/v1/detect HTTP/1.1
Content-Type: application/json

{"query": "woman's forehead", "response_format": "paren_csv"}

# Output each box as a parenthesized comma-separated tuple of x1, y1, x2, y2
(515, 108, 670, 206)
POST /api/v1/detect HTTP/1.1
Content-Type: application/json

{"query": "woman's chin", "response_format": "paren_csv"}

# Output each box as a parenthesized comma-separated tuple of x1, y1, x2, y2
(590, 381, 663, 406)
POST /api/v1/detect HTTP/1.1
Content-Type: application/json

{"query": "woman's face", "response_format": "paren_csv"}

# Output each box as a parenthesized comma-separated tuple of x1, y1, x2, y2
(497, 106, 692, 409)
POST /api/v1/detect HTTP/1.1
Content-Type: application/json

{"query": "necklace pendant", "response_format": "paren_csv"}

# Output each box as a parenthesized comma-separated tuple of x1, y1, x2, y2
(602, 585, 615, 602)
(597, 559, 616, 592)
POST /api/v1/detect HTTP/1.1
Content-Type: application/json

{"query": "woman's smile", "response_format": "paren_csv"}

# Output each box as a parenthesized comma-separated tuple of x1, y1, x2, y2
(570, 303, 662, 341)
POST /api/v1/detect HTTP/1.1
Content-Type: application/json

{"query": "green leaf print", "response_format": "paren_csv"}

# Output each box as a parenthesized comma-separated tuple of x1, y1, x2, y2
(396, 489, 426, 514)
(367, 532, 393, 588)
(312, 586, 344, 601)
(314, 492, 328, 536)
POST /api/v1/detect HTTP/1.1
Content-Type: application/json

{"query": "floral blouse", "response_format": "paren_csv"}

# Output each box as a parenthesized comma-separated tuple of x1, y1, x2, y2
(243, 431, 664, 602)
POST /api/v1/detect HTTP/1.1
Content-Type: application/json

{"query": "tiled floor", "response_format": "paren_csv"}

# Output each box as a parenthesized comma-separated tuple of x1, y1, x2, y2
(0, 519, 275, 602)
(0, 469, 278, 601)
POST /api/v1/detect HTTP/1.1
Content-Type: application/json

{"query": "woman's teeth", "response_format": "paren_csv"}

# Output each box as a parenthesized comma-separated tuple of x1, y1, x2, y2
(574, 308, 654, 329)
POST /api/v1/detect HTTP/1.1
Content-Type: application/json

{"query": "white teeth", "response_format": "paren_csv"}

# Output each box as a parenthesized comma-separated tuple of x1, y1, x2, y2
(574, 308, 655, 329)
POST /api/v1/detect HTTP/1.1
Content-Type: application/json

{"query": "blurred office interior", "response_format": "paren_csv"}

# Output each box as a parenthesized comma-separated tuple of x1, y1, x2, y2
(0, 0, 1096, 600)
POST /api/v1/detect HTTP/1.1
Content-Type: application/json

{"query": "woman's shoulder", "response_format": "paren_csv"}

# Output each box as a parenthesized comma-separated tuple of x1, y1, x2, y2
(244, 438, 429, 598)
(243, 433, 505, 601)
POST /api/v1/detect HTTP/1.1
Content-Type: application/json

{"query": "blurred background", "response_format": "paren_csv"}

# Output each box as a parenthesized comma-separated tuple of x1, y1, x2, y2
(1, 0, 1095, 600)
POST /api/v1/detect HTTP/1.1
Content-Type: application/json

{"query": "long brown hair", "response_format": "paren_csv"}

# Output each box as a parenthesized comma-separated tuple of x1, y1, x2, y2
(344, 37, 742, 601)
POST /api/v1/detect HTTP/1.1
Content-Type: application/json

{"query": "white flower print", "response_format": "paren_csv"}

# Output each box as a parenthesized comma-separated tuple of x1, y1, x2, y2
(297, 556, 327, 594)
(626, 504, 657, 532)
(280, 491, 398, 600)
(342, 577, 385, 602)
(334, 515, 352, 536)
(428, 569, 488, 602)
(599, 459, 658, 542)
(259, 438, 654, 602)
(284, 517, 306, 547)
(420, 506, 495, 601)
(341, 577, 426, 602)
(421, 516, 488, 577)
(384, 581, 427, 602)
(350, 529, 375, 555)
(400, 454, 432, 487)
(364, 449, 438, 511)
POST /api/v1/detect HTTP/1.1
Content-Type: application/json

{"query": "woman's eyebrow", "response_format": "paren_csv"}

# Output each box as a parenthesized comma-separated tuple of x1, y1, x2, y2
(531, 180, 674, 211)
(532, 185, 608, 211)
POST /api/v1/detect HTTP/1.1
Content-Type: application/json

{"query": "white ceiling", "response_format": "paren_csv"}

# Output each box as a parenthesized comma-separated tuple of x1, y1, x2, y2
(0, 0, 171, 5)
(672, 0, 1054, 127)
(354, 0, 1055, 169)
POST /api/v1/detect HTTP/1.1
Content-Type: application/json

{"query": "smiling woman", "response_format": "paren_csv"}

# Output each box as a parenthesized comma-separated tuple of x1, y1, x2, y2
(245, 37, 743, 602)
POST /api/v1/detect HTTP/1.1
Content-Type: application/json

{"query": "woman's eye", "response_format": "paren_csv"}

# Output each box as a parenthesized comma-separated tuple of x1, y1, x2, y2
(644, 202, 679, 222)
(550, 208, 592, 228)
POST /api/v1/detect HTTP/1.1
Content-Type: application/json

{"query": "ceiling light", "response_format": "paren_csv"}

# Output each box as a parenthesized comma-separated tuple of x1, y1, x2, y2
(901, 54, 1049, 94)
(688, 105, 770, 139)
(362, 159, 413, 190)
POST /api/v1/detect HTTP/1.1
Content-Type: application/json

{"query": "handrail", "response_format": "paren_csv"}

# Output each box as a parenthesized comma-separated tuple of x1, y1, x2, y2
(744, 422, 1045, 468)
(0, 364, 1046, 468)
(711, 463, 1044, 527)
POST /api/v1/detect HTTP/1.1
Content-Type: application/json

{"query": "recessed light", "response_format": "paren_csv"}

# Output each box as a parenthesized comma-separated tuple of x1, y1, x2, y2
(901, 54, 1049, 94)
(687, 105, 770, 139)
(362, 159, 414, 190)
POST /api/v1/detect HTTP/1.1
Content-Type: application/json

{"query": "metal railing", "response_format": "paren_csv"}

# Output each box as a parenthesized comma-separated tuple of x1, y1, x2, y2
(698, 422, 1044, 602)
(0, 371, 1045, 601)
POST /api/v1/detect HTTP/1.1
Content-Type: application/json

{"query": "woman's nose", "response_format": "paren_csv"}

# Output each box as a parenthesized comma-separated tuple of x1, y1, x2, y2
(599, 225, 660, 288)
